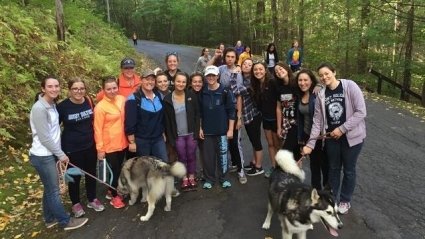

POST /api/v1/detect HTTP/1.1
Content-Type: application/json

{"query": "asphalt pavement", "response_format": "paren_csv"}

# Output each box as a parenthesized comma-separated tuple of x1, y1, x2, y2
(64, 40, 425, 239)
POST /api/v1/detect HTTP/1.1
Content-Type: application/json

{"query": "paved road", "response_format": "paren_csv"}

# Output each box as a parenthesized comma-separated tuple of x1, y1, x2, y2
(65, 40, 425, 239)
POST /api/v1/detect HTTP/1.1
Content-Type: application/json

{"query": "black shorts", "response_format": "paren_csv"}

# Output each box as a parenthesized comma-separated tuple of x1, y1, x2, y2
(262, 119, 277, 133)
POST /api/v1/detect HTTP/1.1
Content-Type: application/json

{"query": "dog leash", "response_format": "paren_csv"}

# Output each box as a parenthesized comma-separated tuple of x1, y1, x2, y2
(297, 133, 332, 167)
(56, 160, 120, 194)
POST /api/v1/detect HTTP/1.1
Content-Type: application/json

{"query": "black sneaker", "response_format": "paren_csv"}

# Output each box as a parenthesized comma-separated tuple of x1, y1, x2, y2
(243, 162, 255, 170)
(246, 167, 264, 176)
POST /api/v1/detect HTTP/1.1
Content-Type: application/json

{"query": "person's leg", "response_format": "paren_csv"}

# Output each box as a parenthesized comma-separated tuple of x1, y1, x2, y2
(67, 151, 83, 205)
(136, 137, 151, 157)
(310, 141, 323, 190)
(245, 115, 263, 167)
(281, 126, 300, 160)
(201, 136, 217, 185)
(217, 135, 230, 184)
(264, 129, 277, 168)
(151, 136, 169, 162)
(229, 126, 242, 171)
(30, 155, 70, 226)
(175, 135, 188, 169)
(325, 138, 342, 201)
(105, 151, 125, 197)
(185, 134, 198, 177)
(84, 145, 98, 202)
(339, 138, 363, 203)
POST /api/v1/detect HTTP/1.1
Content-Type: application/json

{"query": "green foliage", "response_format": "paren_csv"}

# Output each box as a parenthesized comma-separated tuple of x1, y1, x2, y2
(0, 0, 140, 150)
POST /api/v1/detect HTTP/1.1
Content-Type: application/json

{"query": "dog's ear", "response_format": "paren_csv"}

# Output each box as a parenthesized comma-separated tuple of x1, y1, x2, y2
(311, 188, 320, 204)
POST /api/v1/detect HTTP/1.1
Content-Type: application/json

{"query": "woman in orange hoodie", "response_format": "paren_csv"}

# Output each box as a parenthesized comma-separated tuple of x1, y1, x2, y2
(94, 76, 128, 209)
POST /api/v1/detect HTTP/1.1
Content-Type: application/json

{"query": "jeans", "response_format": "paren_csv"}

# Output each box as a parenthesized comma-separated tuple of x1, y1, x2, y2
(136, 136, 168, 162)
(325, 136, 363, 202)
(175, 134, 197, 175)
(30, 154, 70, 226)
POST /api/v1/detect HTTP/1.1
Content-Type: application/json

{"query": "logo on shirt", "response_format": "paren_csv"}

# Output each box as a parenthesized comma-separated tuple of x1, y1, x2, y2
(328, 102, 344, 122)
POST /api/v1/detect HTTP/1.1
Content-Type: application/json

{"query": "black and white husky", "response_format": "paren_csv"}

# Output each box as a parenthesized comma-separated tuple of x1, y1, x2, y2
(262, 150, 343, 239)
(117, 156, 186, 221)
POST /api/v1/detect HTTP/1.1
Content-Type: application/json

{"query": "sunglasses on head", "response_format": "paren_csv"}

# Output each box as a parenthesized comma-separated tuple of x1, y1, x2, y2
(166, 51, 178, 57)
(123, 67, 134, 70)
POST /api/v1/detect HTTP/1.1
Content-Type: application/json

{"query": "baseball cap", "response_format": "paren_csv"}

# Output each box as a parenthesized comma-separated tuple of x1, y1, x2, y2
(120, 57, 136, 68)
(204, 65, 219, 76)
(142, 69, 156, 78)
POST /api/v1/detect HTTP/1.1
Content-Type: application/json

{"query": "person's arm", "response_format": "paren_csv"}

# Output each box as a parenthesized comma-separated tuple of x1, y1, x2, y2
(225, 90, 236, 139)
(339, 81, 367, 134)
(207, 49, 221, 66)
(236, 95, 243, 130)
(276, 101, 283, 138)
(94, 103, 106, 160)
(124, 94, 138, 137)
(31, 105, 66, 159)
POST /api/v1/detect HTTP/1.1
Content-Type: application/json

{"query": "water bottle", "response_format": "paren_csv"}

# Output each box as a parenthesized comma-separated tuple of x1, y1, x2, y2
(98, 159, 107, 183)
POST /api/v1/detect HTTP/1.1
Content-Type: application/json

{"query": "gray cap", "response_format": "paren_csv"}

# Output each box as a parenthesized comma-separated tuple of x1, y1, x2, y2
(120, 57, 135, 68)
(142, 69, 156, 78)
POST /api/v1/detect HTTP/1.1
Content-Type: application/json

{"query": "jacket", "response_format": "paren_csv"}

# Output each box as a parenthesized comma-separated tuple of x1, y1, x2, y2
(163, 90, 200, 147)
(297, 94, 316, 142)
(307, 79, 366, 149)
(94, 95, 128, 153)
(95, 73, 141, 102)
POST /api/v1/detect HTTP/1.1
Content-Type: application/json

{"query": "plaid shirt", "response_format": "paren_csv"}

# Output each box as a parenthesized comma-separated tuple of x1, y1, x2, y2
(238, 77, 260, 124)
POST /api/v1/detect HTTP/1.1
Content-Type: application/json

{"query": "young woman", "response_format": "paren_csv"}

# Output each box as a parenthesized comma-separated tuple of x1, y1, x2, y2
(163, 52, 183, 90)
(237, 46, 252, 67)
(125, 70, 168, 162)
(287, 40, 303, 72)
(275, 62, 301, 161)
(249, 62, 278, 176)
(155, 71, 171, 100)
(29, 76, 88, 230)
(296, 69, 328, 190)
(238, 58, 263, 182)
(199, 65, 235, 189)
(265, 43, 279, 73)
(189, 72, 204, 94)
(94, 76, 128, 209)
(195, 48, 212, 73)
(57, 78, 104, 218)
(302, 62, 366, 215)
(164, 72, 200, 190)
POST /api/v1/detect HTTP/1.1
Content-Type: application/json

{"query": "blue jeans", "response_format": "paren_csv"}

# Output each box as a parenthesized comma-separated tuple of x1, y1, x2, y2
(325, 136, 363, 203)
(30, 154, 70, 226)
(136, 136, 168, 162)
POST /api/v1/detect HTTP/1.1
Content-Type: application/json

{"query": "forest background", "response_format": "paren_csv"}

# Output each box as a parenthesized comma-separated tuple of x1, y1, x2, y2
(0, 0, 424, 238)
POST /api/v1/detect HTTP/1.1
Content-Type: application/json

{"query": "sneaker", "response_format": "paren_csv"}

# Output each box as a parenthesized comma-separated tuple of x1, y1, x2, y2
(63, 217, 89, 231)
(188, 177, 197, 188)
(71, 203, 85, 218)
(45, 220, 58, 229)
(181, 178, 189, 190)
(243, 162, 255, 170)
(338, 202, 351, 214)
(238, 171, 247, 184)
(87, 198, 105, 212)
(228, 165, 238, 173)
(110, 196, 125, 209)
(264, 167, 274, 178)
(221, 180, 231, 188)
(246, 167, 264, 176)
(203, 182, 213, 189)
(105, 190, 112, 200)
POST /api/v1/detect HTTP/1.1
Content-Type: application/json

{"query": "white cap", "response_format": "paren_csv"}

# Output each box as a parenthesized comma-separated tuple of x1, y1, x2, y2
(204, 65, 219, 76)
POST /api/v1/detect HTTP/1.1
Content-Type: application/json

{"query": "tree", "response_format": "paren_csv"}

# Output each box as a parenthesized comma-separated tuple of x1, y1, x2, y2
(55, 0, 65, 42)
(401, 0, 414, 101)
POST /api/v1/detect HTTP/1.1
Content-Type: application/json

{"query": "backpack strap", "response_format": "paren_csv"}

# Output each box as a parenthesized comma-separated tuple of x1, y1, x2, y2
(85, 96, 94, 110)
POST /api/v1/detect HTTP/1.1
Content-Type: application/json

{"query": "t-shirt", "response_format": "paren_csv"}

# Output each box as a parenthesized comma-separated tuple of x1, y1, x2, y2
(325, 82, 346, 132)
(276, 83, 297, 123)
(172, 98, 189, 136)
(57, 98, 94, 153)
(292, 50, 300, 65)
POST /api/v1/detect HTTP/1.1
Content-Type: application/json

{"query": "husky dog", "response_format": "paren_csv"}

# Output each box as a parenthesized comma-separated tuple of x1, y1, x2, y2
(262, 150, 343, 239)
(117, 156, 186, 221)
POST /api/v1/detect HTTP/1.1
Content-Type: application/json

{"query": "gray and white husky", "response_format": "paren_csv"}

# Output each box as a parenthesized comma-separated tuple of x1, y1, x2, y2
(262, 150, 343, 239)
(117, 156, 186, 221)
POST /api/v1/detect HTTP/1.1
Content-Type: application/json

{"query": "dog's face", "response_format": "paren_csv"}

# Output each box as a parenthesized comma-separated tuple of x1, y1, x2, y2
(310, 188, 343, 237)
(117, 169, 130, 196)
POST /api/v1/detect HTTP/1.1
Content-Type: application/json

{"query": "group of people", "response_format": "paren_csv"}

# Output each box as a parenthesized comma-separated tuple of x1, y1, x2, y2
(29, 41, 366, 231)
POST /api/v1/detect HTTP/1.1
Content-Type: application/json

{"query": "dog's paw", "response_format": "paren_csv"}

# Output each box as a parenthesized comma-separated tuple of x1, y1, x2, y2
(262, 222, 270, 229)
(129, 199, 136, 206)
(164, 206, 171, 212)
(140, 197, 147, 203)
(140, 215, 149, 221)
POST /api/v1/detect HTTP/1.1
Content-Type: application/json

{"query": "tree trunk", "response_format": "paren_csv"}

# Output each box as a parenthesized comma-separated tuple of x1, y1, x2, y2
(343, 0, 350, 77)
(401, 1, 414, 101)
(235, 0, 241, 41)
(298, 0, 304, 46)
(254, 1, 265, 52)
(357, 0, 370, 74)
(271, 0, 278, 44)
(55, 0, 65, 43)
(228, 0, 235, 44)
(282, 0, 289, 41)
(105, 0, 111, 23)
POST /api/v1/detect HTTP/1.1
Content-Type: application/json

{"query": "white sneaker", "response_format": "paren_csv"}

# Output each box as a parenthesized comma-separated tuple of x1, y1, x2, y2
(238, 171, 247, 184)
(338, 202, 351, 214)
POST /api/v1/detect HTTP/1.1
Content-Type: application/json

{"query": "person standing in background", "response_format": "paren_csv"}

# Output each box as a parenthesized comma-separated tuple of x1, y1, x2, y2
(57, 78, 104, 218)
(195, 48, 212, 73)
(287, 40, 303, 72)
(132, 32, 137, 46)
(208, 43, 226, 67)
(235, 40, 244, 56)
(96, 57, 141, 102)
(264, 43, 279, 73)
(30, 76, 89, 230)
(237, 46, 252, 67)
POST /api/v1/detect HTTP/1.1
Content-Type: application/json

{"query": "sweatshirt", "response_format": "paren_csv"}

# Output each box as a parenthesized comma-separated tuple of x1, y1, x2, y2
(307, 79, 367, 149)
(95, 73, 141, 102)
